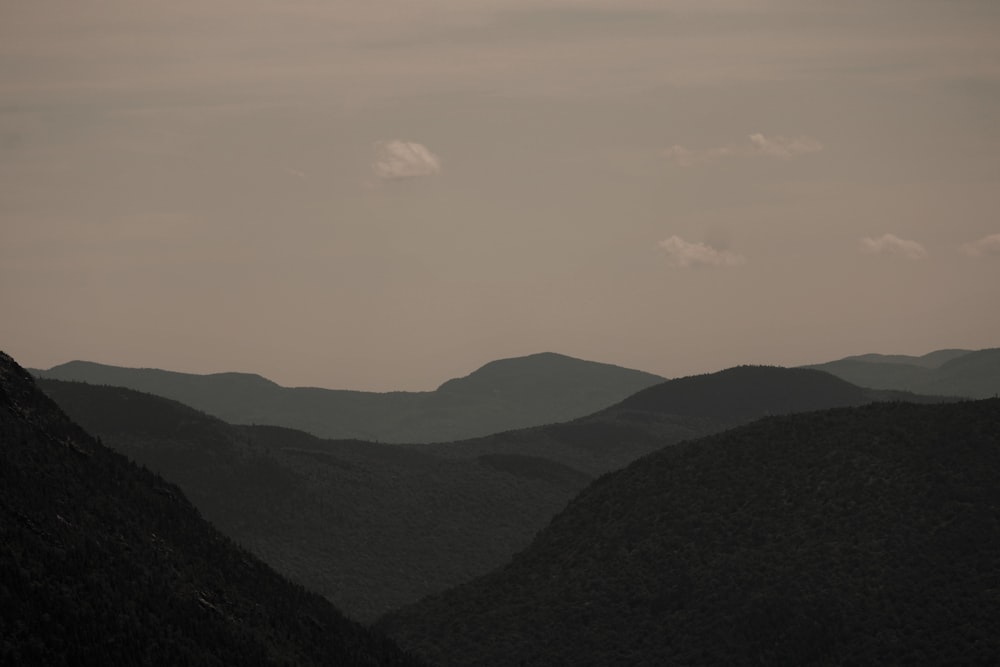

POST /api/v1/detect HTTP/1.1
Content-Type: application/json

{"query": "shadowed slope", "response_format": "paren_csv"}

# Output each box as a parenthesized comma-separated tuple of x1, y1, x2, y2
(0, 352, 424, 666)
(36, 378, 583, 622)
(380, 399, 1000, 666)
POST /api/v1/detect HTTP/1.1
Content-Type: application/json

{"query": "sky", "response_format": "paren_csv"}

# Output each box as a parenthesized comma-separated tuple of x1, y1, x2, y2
(2, 0, 999, 391)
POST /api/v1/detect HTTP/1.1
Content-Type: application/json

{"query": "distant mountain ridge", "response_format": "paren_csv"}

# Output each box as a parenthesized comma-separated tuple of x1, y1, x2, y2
(31, 352, 665, 443)
(805, 347, 1000, 398)
(412, 365, 953, 475)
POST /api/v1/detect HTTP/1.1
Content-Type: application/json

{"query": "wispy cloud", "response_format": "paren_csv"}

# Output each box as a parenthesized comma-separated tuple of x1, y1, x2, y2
(658, 235, 745, 268)
(372, 140, 442, 181)
(664, 133, 823, 166)
(860, 233, 927, 260)
(962, 233, 1000, 257)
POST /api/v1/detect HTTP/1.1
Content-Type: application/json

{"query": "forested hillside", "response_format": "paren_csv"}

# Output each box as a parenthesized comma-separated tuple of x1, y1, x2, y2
(380, 399, 1000, 666)
(0, 352, 425, 666)
(36, 378, 580, 621)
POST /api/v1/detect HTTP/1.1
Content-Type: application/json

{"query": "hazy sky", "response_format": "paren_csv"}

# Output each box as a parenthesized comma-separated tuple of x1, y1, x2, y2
(3, 0, 999, 390)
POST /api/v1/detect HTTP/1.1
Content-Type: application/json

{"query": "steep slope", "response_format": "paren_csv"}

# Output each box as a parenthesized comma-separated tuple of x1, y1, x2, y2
(805, 347, 999, 398)
(0, 352, 424, 666)
(379, 399, 1000, 666)
(32, 352, 664, 443)
(36, 378, 583, 622)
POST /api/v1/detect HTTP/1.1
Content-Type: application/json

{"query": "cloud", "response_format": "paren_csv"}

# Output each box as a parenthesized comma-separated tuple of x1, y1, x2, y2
(860, 233, 927, 260)
(372, 140, 442, 180)
(747, 133, 823, 159)
(962, 233, 1000, 257)
(664, 133, 823, 166)
(658, 235, 745, 268)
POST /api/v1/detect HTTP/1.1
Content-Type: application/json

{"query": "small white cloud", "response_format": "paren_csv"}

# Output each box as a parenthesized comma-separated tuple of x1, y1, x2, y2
(860, 234, 927, 260)
(962, 233, 1000, 257)
(747, 133, 823, 159)
(664, 133, 822, 166)
(372, 140, 442, 180)
(658, 235, 745, 268)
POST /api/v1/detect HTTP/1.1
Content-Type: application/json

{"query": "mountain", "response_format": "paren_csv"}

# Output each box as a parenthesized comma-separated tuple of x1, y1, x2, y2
(836, 349, 971, 368)
(409, 366, 950, 475)
(35, 365, 953, 623)
(31, 352, 665, 443)
(0, 352, 424, 666)
(805, 347, 1000, 398)
(378, 399, 1000, 666)
(35, 378, 584, 622)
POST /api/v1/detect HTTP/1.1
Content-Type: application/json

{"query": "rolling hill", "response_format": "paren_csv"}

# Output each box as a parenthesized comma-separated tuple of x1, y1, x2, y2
(378, 399, 1000, 666)
(408, 366, 950, 475)
(0, 351, 424, 666)
(31, 352, 665, 443)
(805, 347, 1000, 398)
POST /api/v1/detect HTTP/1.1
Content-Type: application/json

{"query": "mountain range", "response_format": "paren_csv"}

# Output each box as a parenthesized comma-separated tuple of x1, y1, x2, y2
(36, 365, 951, 621)
(805, 347, 1000, 399)
(31, 352, 664, 443)
(31, 347, 999, 449)
(9, 344, 998, 664)
(0, 352, 424, 666)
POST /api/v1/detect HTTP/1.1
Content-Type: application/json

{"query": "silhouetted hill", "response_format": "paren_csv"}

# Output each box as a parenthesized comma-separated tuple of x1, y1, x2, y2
(32, 352, 664, 443)
(379, 399, 1000, 666)
(919, 348, 1000, 398)
(413, 365, 949, 475)
(0, 352, 424, 666)
(36, 378, 585, 622)
(806, 347, 999, 398)
(842, 349, 971, 368)
(614, 366, 871, 421)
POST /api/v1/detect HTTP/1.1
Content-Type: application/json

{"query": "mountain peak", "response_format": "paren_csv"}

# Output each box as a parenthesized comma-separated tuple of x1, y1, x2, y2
(616, 365, 869, 421)
(436, 352, 663, 394)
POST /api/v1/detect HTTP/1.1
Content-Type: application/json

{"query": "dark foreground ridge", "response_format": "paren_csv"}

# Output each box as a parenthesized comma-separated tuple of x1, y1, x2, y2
(0, 352, 425, 666)
(380, 398, 1000, 666)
